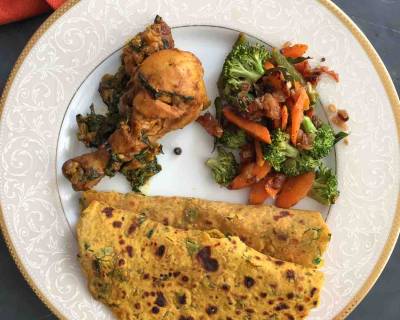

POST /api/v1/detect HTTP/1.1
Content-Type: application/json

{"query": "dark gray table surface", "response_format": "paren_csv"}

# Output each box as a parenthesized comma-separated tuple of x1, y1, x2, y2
(0, 1, 399, 319)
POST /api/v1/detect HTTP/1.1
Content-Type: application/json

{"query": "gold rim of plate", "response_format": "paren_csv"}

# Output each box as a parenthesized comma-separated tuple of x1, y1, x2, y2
(0, 0, 399, 319)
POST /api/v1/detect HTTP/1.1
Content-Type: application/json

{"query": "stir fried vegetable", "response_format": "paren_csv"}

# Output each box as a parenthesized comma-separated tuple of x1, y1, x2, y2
(302, 116, 336, 159)
(263, 129, 299, 171)
(223, 44, 268, 89)
(291, 86, 308, 144)
(272, 48, 305, 85)
(308, 164, 340, 205)
(254, 140, 265, 167)
(281, 44, 309, 59)
(281, 105, 288, 130)
(272, 48, 320, 105)
(248, 178, 270, 205)
(206, 147, 238, 186)
(281, 154, 320, 177)
(218, 128, 248, 149)
(202, 34, 348, 208)
(230, 162, 271, 190)
(222, 40, 270, 91)
(223, 107, 271, 144)
(306, 82, 319, 106)
(220, 35, 271, 111)
(276, 172, 315, 209)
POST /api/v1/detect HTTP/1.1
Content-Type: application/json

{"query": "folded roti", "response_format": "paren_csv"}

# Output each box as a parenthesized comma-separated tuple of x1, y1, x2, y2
(82, 191, 331, 268)
(78, 201, 324, 320)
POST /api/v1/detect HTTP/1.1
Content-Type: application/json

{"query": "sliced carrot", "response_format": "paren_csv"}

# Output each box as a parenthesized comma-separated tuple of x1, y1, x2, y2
(253, 161, 271, 181)
(229, 163, 255, 190)
(254, 140, 265, 167)
(230, 162, 271, 190)
(229, 175, 251, 190)
(249, 179, 269, 205)
(273, 118, 281, 129)
(263, 61, 275, 70)
(223, 107, 272, 144)
(281, 105, 288, 130)
(293, 81, 302, 91)
(275, 172, 315, 209)
(290, 87, 307, 145)
(281, 44, 308, 58)
(293, 83, 310, 109)
(294, 60, 310, 74)
(286, 96, 294, 108)
(303, 92, 310, 110)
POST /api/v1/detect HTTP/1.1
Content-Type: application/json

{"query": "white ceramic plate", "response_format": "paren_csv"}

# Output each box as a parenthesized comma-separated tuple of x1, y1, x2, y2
(1, 1, 399, 319)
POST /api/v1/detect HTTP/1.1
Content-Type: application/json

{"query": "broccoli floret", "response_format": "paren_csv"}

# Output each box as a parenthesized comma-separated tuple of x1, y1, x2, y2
(281, 153, 320, 176)
(206, 147, 238, 186)
(223, 40, 270, 91)
(219, 35, 271, 111)
(310, 125, 335, 159)
(218, 128, 248, 149)
(263, 129, 299, 171)
(302, 116, 335, 159)
(308, 164, 339, 205)
(223, 43, 269, 88)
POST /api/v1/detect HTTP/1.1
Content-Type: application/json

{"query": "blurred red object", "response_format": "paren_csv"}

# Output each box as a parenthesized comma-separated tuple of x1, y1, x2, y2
(0, 0, 65, 25)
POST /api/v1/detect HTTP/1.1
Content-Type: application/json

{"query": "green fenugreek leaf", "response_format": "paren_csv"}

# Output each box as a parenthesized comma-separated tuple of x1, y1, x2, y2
(146, 228, 155, 239)
(183, 208, 199, 224)
(185, 238, 201, 256)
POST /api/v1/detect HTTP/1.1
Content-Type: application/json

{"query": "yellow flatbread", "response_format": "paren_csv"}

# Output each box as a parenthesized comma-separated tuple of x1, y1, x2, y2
(78, 201, 324, 320)
(82, 191, 331, 268)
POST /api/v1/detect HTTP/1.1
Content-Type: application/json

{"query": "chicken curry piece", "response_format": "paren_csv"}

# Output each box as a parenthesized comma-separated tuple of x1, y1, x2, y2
(62, 16, 209, 191)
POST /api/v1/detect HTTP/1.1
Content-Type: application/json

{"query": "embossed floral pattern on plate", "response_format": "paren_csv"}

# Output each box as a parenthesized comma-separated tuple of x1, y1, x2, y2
(0, 1, 399, 319)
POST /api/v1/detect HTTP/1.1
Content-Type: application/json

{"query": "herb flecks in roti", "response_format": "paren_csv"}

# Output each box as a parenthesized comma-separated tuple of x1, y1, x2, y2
(77, 201, 324, 319)
(81, 190, 331, 268)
